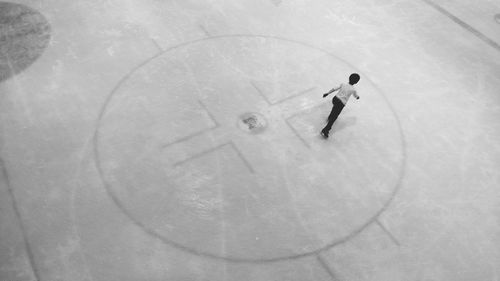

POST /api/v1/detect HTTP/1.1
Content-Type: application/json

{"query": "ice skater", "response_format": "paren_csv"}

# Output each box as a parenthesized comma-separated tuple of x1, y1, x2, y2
(320, 73, 360, 138)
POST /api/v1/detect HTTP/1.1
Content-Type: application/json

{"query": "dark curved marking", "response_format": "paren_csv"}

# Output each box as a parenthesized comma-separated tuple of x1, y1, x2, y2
(0, 157, 41, 281)
(316, 254, 339, 281)
(93, 34, 407, 263)
(420, 0, 500, 52)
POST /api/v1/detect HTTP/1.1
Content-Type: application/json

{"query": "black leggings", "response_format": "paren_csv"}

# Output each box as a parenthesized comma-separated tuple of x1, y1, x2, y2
(322, 96, 345, 134)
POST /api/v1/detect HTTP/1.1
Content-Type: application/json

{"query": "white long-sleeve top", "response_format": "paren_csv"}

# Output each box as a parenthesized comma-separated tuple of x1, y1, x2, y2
(335, 83, 359, 104)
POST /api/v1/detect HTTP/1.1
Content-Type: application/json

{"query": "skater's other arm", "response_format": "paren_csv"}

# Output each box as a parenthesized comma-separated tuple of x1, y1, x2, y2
(322, 86, 340, 98)
(353, 91, 360, 100)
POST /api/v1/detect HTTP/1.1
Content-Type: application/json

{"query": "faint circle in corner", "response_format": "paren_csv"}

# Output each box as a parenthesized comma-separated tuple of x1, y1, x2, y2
(0, 2, 51, 82)
(495, 14, 500, 24)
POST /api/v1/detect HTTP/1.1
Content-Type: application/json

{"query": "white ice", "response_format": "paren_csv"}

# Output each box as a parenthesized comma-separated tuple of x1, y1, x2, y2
(1, 0, 500, 280)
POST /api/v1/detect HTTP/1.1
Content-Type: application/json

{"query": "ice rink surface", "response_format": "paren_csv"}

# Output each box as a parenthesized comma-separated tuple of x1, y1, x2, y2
(1, 0, 500, 280)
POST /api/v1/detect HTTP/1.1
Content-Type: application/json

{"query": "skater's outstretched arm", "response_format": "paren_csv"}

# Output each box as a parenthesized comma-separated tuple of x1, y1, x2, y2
(322, 86, 340, 98)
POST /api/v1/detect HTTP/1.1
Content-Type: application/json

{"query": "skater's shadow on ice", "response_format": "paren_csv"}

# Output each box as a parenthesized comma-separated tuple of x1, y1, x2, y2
(331, 116, 357, 133)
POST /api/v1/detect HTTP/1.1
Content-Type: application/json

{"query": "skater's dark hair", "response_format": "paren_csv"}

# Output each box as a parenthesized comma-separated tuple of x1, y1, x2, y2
(349, 73, 360, 85)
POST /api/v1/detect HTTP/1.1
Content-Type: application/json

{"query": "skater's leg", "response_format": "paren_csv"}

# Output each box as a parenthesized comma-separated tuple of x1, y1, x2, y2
(322, 114, 337, 135)
(322, 98, 345, 136)
(326, 106, 336, 122)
